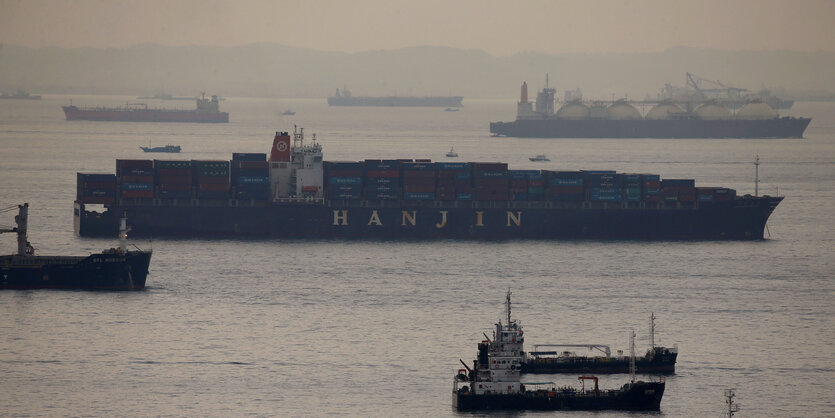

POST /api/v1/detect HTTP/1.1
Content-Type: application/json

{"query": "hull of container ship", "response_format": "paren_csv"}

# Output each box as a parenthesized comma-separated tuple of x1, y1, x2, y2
(327, 96, 463, 107)
(62, 106, 229, 123)
(0, 251, 152, 291)
(75, 196, 782, 240)
(453, 381, 664, 411)
(522, 349, 678, 375)
(490, 117, 811, 138)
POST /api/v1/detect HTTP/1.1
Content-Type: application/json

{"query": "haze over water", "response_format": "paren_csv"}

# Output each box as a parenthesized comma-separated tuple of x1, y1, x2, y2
(0, 96, 833, 416)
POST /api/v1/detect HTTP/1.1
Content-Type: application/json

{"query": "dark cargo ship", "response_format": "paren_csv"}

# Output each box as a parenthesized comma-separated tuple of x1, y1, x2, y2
(62, 93, 228, 123)
(453, 291, 665, 412)
(1, 204, 151, 291)
(522, 313, 677, 374)
(328, 88, 463, 107)
(74, 128, 782, 240)
(490, 81, 810, 138)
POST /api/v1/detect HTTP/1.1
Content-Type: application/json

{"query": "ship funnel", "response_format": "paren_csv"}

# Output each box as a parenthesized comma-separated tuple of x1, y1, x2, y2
(270, 131, 292, 162)
(521, 82, 528, 103)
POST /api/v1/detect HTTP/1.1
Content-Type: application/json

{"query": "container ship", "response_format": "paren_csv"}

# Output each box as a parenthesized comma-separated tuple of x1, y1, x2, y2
(1, 203, 151, 291)
(453, 290, 665, 412)
(62, 93, 228, 123)
(74, 127, 782, 240)
(327, 88, 463, 107)
(522, 313, 677, 374)
(490, 80, 810, 138)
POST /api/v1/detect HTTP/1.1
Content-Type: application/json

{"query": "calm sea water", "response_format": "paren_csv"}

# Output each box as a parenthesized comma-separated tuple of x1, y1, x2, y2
(1, 96, 834, 416)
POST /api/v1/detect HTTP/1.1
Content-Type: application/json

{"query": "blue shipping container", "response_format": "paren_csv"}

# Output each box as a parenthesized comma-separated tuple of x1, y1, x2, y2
(329, 177, 362, 185)
(552, 178, 583, 186)
(121, 182, 153, 191)
(456, 193, 473, 201)
(436, 162, 470, 170)
(237, 176, 269, 184)
(403, 192, 435, 200)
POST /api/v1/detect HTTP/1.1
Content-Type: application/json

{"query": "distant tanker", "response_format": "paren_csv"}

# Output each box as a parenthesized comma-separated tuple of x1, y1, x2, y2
(490, 80, 810, 138)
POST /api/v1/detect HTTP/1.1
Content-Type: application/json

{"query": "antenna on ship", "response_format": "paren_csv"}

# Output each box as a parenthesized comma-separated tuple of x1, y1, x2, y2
(118, 213, 131, 254)
(505, 288, 512, 325)
(649, 312, 656, 350)
(754, 155, 760, 197)
(629, 328, 637, 382)
(725, 388, 740, 417)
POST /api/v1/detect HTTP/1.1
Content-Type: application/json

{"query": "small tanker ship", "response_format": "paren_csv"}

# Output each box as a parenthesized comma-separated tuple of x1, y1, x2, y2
(63, 93, 228, 123)
(453, 290, 665, 412)
(1, 204, 151, 291)
(491, 79, 810, 138)
(74, 127, 782, 240)
(522, 313, 677, 374)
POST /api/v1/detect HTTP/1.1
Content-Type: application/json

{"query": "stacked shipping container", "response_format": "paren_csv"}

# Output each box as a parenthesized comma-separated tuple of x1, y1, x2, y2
(473, 163, 509, 201)
(155, 160, 192, 199)
(364, 160, 400, 200)
(77, 173, 116, 204)
(117, 160, 154, 199)
(436, 162, 472, 201)
(401, 161, 436, 200)
(326, 161, 363, 200)
(194, 161, 230, 199)
(232, 153, 269, 200)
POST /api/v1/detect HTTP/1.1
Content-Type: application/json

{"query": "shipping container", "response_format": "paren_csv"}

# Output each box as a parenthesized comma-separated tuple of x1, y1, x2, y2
(121, 190, 154, 199)
(436, 162, 470, 170)
(121, 175, 154, 183)
(158, 190, 193, 199)
(196, 190, 230, 199)
(237, 176, 269, 184)
(235, 160, 270, 169)
(456, 193, 473, 201)
(121, 182, 153, 191)
(662, 179, 696, 187)
(159, 182, 192, 192)
(551, 193, 584, 201)
(329, 177, 362, 185)
(326, 161, 364, 170)
(403, 192, 435, 200)
(365, 170, 399, 178)
(197, 183, 230, 192)
(154, 160, 191, 169)
(232, 153, 267, 162)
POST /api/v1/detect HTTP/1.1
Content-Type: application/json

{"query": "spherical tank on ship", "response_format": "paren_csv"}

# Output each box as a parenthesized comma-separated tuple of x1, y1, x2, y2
(606, 101, 642, 120)
(646, 103, 685, 120)
(556, 101, 590, 119)
(735, 101, 778, 120)
(695, 102, 732, 120)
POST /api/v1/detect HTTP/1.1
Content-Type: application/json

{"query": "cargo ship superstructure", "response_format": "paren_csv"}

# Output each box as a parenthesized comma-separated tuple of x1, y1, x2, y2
(62, 93, 228, 123)
(522, 313, 678, 374)
(74, 127, 782, 240)
(327, 88, 463, 107)
(490, 79, 810, 138)
(453, 290, 665, 411)
(1, 204, 151, 291)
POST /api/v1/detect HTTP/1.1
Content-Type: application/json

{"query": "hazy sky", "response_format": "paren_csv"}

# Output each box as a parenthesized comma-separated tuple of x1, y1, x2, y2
(1, 0, 833, 55)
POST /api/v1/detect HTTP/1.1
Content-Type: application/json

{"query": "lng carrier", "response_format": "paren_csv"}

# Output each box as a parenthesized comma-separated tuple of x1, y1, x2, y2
(74, 127, 782, 240)
(63, 93, 228, 123)
(491, 79, 810, 138)
(453, 290, 665, 411)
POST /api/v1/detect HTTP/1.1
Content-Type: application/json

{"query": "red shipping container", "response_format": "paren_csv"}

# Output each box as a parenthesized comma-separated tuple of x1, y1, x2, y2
(79, 196, 116, 205)
(198, 183, 231, 191)
(644, 181, 662, 188)
(121, 175, 154, 183)
(474, 178, 509, 187)
(402, 171, 435, 179)
(473, 162, 508, 171)
(121, 190, 154, 198)
(160, 182, 193, 192)
(402, 178, 436, 187)
(83, 181, 116, 190)
(528, 180, 545, 187)
(414, 159, 432, 163)
(511, 180, 528, 188)
(644, 195, 663, 203)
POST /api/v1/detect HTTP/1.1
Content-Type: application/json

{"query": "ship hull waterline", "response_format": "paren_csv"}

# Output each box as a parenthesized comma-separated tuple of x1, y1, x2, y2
(0, 251, 152, 291)
(490, 118, 811, 139)
(75, 197, 782, 240)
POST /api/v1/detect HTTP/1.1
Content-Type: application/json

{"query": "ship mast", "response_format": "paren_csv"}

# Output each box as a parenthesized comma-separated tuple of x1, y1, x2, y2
(649, 312, 656, 350)
(725, 388, 740, 417)
(629, 328, 637, 382)
(505, 288, 512, 325)
(754, 155, 760, 197)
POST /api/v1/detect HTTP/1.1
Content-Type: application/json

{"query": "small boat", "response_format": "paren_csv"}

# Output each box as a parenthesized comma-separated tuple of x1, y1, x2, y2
(281, 108, 296, 116)
(444, 107, 459, 112)
(529, 154, 550, 162)
(453, 290, 665, 412)
(446, 147, 459, 157)
(140, 144, 181, 153)
(1, 203, 152, 290)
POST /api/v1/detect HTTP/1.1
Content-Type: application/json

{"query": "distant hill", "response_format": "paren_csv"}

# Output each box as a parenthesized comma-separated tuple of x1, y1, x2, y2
(1, 43, 833, 100)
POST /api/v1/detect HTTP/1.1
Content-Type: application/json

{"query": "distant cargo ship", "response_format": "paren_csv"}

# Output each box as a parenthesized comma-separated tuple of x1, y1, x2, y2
(63, 93, 228, 123)
(74, 127, 782, 240)
(136, 92, 196, 101)
(490, 80, 810, 138)
(0, 89, 41, 100)
(327, 88, 462, 107)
